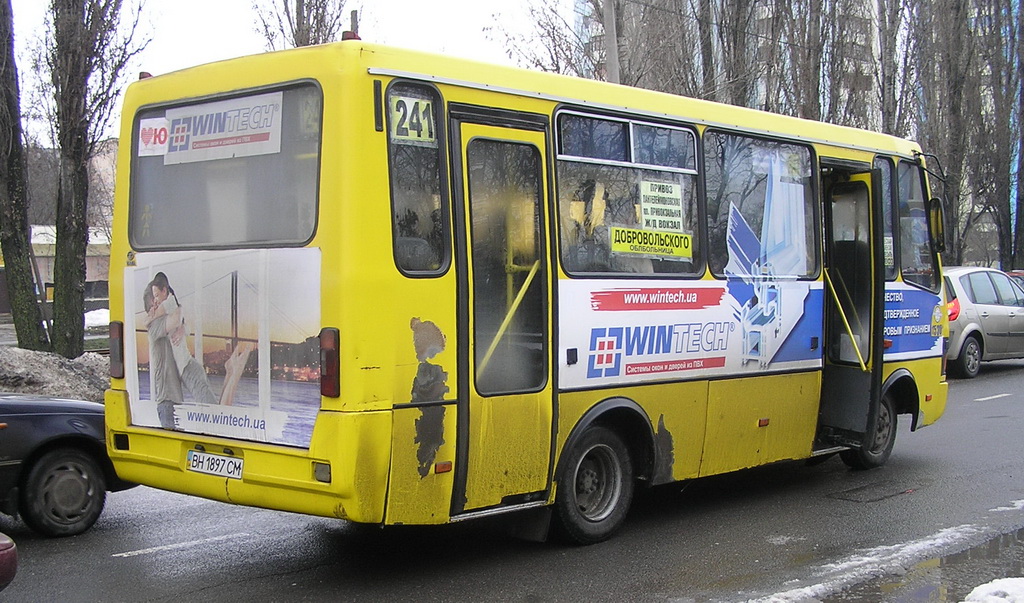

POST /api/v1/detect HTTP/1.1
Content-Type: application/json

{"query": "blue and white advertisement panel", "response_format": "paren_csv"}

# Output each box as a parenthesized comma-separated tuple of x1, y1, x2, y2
(558, 277, 825, 389)
(882, 283, 945, 361)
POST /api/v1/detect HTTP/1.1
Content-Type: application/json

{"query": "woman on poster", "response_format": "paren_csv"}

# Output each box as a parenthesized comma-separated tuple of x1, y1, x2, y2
(145, 272, 253, 408)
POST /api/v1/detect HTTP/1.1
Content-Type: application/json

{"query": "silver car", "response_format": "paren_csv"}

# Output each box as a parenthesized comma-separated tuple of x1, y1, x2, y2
(945, 266, 1024, 378)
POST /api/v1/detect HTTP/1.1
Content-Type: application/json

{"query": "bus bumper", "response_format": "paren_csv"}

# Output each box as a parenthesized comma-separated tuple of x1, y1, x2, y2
(105, 389, 392, 523)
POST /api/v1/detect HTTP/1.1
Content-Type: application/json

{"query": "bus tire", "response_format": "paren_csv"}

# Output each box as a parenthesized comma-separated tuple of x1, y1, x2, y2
(840, 393, 896, 470)
(953, 335, 982, 378)
(19, 448, 107, 537)
(554, 426, 633, 545)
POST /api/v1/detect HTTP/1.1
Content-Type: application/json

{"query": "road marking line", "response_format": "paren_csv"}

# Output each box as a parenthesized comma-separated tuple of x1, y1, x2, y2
(975, 393, 1011, 402)
(112, 533, 250, 558)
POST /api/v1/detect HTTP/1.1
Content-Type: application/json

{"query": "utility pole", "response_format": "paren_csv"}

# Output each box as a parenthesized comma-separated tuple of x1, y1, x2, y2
(603, 0, 620, 84)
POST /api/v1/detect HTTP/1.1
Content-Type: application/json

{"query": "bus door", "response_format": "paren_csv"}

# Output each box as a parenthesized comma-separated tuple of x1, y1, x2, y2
(449, 108, 554, 514)
(818, 168, 884, 448)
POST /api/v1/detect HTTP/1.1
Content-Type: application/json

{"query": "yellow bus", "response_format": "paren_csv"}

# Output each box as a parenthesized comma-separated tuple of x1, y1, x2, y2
(106, 41, 948, 544)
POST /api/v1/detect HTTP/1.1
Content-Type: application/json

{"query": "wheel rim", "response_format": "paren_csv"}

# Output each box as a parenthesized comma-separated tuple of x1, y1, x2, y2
(965, 340, 981, 374)
(573, 443, 622, 522)
(869, 399, 893, 453)
(39, 460, 98, 524)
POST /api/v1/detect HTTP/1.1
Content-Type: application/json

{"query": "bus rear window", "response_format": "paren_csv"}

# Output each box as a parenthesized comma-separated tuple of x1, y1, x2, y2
(129, 83, 322, 249)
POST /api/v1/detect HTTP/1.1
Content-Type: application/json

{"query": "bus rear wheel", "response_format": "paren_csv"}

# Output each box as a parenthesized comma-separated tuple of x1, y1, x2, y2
(554, 426, 633, 545)
(840, 393, 896, 470)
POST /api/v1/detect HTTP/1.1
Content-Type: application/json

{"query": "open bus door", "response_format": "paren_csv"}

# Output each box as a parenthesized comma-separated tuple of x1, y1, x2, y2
(817, 165, 887, 465)
(448, 106, 555, 516)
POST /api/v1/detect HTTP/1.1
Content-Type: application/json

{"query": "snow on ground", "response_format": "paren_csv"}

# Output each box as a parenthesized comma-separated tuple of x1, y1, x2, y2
(0, 346, 108, 402)
(965, 578, 1024, 602)
(757, 525, 984, 601)
(84, 308, 110, 329)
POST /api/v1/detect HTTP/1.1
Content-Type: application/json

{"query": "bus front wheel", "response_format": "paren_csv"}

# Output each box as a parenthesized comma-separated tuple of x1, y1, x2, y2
(840, 393, 896, 470)
(554, 426, 633, 545)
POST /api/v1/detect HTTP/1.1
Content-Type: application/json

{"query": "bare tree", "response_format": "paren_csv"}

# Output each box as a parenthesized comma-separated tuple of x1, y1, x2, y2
(875, 0, 918, 137)
(915, 0, 980, 265)
(495, 0, 598, 77)
(971, 0, 1018, 269)
(0, 0, 49, 350)
(47, 0, 146, 358)
(254, 0, 351, 50)
(1015, 0, 1024, 267)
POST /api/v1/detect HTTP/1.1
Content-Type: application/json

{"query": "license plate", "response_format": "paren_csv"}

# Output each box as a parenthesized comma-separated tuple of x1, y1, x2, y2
(186, 450, 243, 479)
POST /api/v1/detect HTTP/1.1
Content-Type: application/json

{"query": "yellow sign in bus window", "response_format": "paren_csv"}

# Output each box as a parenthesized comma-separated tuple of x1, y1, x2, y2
(390, 96, 437, 146)
(610, 226, 693, 258)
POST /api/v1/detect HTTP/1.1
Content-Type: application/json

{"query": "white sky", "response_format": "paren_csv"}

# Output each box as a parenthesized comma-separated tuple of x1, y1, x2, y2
(10, 0, 533, 138)
(11, 1, 528, 76)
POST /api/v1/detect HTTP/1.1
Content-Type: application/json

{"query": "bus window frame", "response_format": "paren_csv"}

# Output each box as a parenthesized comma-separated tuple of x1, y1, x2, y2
(384, 79, 452, 278)
(127, 79, 324, 252)
(701, 128, 822, 282)
(553, 108, 704, 279)
(463, 134, 550, 396)
(895, 159, 941, 294)
(873, 155, 899, 282)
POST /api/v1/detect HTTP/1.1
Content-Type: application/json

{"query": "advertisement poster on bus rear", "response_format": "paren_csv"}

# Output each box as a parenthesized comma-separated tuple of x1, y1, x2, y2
(123, 248, 321, 448)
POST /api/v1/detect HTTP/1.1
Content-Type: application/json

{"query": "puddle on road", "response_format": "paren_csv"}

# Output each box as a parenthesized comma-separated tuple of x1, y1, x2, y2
(823, 527, 1024, 602)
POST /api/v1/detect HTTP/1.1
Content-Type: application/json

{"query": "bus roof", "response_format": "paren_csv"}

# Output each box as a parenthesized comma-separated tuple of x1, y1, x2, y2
(128, 40, 922, 160)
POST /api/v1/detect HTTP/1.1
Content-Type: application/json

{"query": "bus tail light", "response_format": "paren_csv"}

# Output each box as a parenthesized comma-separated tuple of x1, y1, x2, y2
(320, 328, 340, 398)
(109, 321, 125, 379)
(947, 298, 961, 322)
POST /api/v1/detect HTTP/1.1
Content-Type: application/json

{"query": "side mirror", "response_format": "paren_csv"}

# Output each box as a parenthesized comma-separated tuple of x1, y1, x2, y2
(928, 197, 946, 253)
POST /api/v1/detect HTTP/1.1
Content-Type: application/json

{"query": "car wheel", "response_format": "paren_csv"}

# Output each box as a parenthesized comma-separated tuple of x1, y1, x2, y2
(954, 335, 982, 379)
(841, 393, 897, 470)
(19, 448, 106, 537)
(554, 426, 633, 545)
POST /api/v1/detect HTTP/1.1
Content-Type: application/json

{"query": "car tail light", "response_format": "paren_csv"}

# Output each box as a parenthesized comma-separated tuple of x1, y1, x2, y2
(109, 321, 125, 379)
(320, 328, 340, 398)
(947, 298, 961, 322)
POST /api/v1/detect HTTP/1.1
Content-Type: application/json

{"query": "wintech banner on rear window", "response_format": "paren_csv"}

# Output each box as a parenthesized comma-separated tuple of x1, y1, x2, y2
(137, 91, 283, 165)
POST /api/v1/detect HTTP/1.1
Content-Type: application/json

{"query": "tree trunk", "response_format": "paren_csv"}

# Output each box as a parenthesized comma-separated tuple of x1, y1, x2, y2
(52, 158, 89, 359)
(0, 0, 49, 350)
(1014, 0, 1024, 268)
(50, 0, 94, 359)
(697, 0, 716, 99)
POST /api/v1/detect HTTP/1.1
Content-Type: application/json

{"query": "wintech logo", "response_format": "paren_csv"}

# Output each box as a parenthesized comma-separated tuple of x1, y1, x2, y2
(167, 101, 279, 153)
(588, 327, 624, 378)
(587, 322, 732, 379)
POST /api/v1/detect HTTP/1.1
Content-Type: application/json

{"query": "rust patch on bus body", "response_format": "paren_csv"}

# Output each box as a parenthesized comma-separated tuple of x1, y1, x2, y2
(652, 414, 675, 484)
(410, 317, 449, 478)
(414, 406, 445, 478)
(410, 318, 449, 402)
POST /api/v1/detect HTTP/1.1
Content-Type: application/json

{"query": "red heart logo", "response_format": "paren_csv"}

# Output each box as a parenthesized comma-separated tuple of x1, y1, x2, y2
(141, 127, 154, 145)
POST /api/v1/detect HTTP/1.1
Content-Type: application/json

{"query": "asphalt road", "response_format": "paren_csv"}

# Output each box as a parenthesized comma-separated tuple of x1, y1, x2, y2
(3, 362, 1024, 602)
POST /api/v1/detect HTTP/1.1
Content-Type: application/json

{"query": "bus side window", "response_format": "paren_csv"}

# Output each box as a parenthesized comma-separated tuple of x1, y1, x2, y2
(555, 112, 699, 276)
(386, 82, 448, 273)
(897, 161, 938, 291)
(874, 156, 898, 280)
(703, 131, 817, 279)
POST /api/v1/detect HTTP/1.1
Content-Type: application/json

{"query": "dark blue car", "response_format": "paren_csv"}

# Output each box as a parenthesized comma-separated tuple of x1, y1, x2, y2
(0, 394, 135, 537)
